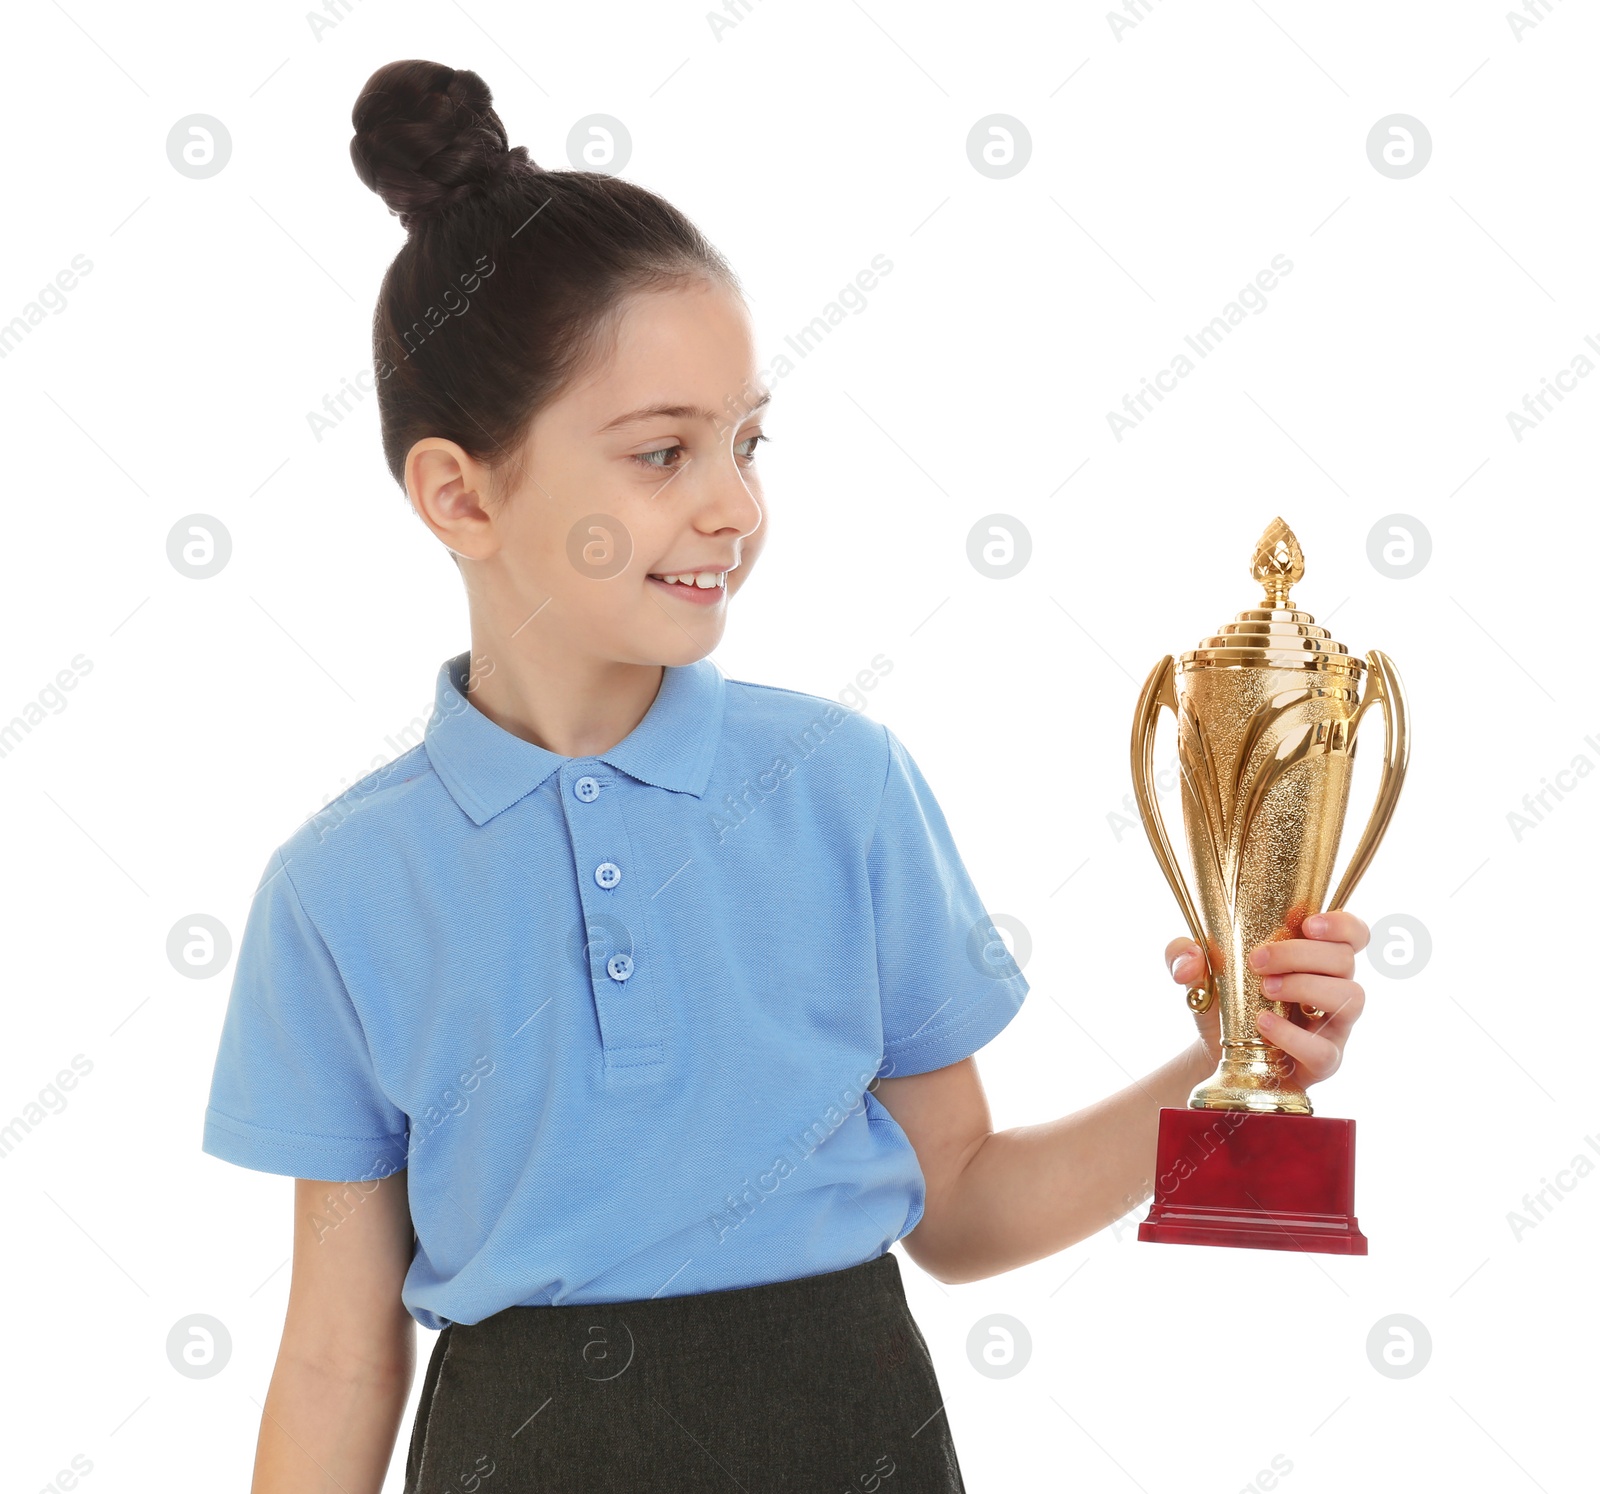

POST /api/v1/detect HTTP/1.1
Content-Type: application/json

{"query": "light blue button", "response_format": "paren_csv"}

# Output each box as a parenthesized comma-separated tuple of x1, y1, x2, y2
(606, 952, 634, 981)
(574, 776, 600, 802)
(595, 861, 622, 890)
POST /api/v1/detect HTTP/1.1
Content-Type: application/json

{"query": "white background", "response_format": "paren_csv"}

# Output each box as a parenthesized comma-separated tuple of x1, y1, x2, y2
(2, 2, 1593, 1490)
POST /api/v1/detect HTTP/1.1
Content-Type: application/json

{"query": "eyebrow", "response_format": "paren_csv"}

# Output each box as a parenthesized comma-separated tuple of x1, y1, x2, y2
(598, 391, 771, 433)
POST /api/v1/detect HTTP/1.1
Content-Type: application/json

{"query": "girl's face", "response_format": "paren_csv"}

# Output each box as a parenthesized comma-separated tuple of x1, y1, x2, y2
(412, 277, 769, 669)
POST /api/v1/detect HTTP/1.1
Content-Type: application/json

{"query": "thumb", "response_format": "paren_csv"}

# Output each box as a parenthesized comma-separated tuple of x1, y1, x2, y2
(1165, 938, 1203, 983)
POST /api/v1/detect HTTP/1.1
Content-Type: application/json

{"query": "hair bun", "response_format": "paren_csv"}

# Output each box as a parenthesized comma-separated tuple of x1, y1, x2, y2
(350, 60, 536, 231)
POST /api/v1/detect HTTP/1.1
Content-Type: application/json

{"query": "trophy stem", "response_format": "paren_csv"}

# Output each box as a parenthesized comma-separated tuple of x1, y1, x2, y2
(1188, 1036, 1312, 1115)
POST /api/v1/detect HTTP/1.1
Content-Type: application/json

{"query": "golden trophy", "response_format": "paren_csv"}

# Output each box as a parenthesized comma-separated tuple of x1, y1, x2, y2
(1132, 518, 1409, 1254)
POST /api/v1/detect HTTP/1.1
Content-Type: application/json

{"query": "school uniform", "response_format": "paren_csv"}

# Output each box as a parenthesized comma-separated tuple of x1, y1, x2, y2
(202, 649, 1029, 1492)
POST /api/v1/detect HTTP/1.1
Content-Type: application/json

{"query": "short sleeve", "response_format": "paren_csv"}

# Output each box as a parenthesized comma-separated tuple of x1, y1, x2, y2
(867, 725, 1029, 1077)
(201, 848, 409, 1181)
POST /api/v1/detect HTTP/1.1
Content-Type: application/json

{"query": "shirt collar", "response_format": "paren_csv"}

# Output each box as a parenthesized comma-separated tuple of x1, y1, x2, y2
(425, 651, 726, 826)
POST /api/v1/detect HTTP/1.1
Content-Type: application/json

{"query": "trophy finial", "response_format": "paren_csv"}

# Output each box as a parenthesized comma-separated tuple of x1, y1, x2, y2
(1251, 517, 1304, 609)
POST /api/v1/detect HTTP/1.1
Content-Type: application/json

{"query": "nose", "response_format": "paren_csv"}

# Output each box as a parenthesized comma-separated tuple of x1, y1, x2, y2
(695, 438, 764, 543)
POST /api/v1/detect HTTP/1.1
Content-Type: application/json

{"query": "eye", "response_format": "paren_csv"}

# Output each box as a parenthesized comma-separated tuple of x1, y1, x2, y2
(631, 444, 687, 472)
(630, 434, 770, 472)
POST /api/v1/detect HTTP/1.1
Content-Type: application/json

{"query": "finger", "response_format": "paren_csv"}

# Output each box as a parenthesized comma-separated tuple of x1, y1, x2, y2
(1302, 909, 1370, 952)
(1249, 938, 1354, 979)
(1255, 1005, 1341, 1081)
(1260, 975, 1364, 1029)
(1165, 937, 1203, 983)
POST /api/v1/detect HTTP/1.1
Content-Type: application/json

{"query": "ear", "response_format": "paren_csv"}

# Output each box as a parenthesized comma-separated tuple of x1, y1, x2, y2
(407, 438, 499, 560)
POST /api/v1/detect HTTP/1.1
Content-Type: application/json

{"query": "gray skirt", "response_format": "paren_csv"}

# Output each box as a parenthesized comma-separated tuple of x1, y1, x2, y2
(403, 1249, 966, 1493)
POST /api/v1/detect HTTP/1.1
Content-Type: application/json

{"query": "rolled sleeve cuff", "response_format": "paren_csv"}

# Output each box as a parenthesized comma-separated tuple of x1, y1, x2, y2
(202, 1106, 409, 1182)
(879, 976, 1028, 1078)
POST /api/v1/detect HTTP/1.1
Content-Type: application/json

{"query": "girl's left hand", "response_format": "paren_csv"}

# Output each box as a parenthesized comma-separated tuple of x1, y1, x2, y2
(1165, 910, 1370, 1088)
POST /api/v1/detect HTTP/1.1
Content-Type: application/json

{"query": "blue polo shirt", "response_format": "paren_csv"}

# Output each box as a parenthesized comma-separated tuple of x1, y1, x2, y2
(201, 651, 1028, 1329)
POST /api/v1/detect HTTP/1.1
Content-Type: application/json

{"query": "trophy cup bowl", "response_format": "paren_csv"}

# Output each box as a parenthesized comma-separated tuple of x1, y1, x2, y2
(1131, 518, 1409, 1254)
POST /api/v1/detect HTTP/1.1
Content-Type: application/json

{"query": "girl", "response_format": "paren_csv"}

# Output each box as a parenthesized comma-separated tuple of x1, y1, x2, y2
(201, 58, 1370, 1494)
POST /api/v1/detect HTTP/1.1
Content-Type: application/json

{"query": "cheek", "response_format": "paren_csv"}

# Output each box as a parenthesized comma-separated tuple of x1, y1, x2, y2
(538, 510, 633, 586)
(584, 518, 637, 582)
(612, 500, 682, 578)
(506, 452, 642, 576)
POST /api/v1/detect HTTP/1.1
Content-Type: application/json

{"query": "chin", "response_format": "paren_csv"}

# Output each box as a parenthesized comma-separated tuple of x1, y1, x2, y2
(623, 624, 722, 669)
(658, 631, 722, 667)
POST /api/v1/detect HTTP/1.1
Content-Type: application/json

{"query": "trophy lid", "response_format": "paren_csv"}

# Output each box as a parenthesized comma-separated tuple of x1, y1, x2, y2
(1178, 517, 1364, 676)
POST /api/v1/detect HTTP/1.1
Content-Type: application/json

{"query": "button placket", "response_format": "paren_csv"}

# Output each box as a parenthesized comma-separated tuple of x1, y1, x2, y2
(560, 764, 663, 1071)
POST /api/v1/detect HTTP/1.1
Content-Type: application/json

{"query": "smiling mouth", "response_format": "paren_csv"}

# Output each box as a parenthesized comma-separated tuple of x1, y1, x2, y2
(646, 571, 727, 590)
(646, 571, 728, 605)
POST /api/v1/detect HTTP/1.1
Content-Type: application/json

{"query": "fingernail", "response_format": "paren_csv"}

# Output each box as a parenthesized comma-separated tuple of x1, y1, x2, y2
(1304, 915, 1327, 936)
(1258, 1009, 1278, 1027)
(1170, 953, 1190, 980)
(1262, 974, 1282, 994)
(1248, 947, 1270, 971)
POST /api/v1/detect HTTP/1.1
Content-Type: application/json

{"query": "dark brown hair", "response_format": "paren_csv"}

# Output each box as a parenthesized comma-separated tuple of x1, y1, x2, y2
(349, 59, 739, 502)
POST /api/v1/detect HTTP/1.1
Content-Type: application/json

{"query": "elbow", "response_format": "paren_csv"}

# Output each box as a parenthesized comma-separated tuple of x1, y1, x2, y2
(277, 1342, 414, 1396)
(898, 1227, 985, 1287)
(911, 1256, 987, 1288)
(277, 1310, 415, 1393)
(924, 1255, 987, 1287)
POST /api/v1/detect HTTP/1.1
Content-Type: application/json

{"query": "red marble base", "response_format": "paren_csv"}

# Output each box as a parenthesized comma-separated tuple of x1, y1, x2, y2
(1137, 1107, 1368, 1255)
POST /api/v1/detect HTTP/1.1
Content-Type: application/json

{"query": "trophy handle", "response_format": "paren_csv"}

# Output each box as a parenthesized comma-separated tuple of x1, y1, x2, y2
(1131, 655, 1217, 1014)
(1326, 649, 1410, 914)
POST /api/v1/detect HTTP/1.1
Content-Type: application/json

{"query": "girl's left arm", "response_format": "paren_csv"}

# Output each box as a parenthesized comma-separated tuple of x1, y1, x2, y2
(871, 910, 1370, 1286)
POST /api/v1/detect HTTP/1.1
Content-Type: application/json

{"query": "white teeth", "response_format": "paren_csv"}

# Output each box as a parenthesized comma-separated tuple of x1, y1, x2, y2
(654, 571, 725, 588)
